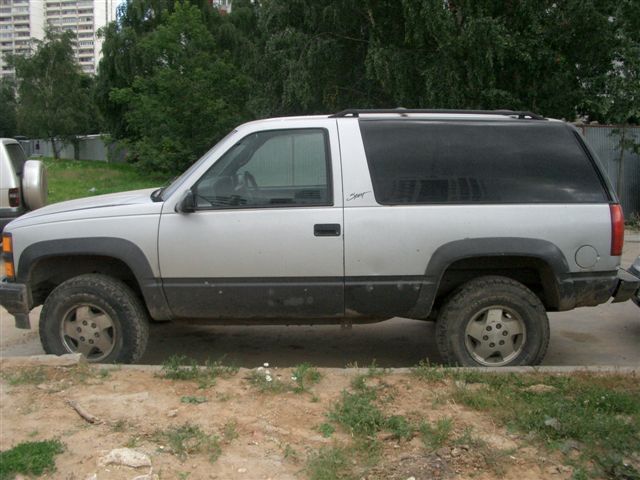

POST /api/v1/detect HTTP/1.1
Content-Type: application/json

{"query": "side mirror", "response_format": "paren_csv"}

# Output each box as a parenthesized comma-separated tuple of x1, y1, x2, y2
(176, 189, 196, 213)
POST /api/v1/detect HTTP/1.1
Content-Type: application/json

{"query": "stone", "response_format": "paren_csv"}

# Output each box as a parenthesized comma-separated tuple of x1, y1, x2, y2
(544, 417, 561, 431)
(167, 409, 178, 418)
(131, 475, 159, 480)
(84, 475, 97, 480)
(525, 384, 557, 394)
(98, 448, 151, 468)
(237, 468, 247, 473)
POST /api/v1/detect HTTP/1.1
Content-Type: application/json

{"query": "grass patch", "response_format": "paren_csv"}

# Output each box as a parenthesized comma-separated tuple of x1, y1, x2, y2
(317, 422, 335, 438)
(0, 440, 64, 479)
(153, 423, 221, 463)
(222, 420, 239, 443)
(180, 395, 207, 404)
(307, 445, 354, 480)
(451, 373, 640, 478)
(328, 388, 386, 437)
(291, 362, 322, 393)
(43, 157, 165, 203)
(246, 369, 289, 393)
(1, 367, 47, 386)
(419, 417, 453, 450)
(160, 355, 238, 388)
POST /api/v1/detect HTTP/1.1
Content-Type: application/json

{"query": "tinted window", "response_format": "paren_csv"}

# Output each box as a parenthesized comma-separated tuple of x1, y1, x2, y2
(194, 129, 331, 208)
(359, 120, 608, 204)
(5, 143, 26, 175)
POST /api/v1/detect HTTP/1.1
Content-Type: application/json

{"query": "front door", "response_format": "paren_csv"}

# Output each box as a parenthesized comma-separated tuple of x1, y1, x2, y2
(158, 122, 344, 320)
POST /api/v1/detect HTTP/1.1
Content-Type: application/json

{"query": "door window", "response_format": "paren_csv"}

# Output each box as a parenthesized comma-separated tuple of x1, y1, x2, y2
(193, 129, 331, 208)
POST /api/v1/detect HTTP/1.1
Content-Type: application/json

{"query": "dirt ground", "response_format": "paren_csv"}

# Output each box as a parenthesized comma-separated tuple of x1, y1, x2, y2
(0, 362, 581, 480)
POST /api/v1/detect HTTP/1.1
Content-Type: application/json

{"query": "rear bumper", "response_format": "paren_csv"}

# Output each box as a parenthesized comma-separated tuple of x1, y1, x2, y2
(612, 262, 640, 304)
(0, 279, 30, 328)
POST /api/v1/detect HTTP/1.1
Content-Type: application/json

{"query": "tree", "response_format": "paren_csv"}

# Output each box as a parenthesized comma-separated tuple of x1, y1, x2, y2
(0, 77, 17, 137)
(9, 29, 96, 158)
(108, 2, 251, 174)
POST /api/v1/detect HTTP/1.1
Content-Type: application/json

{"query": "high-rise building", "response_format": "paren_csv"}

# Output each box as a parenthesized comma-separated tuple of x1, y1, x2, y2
(0, 0, 118, 77)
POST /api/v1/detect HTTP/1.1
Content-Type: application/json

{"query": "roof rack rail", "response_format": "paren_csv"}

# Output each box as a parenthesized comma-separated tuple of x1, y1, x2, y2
(329, 108, 545, 120)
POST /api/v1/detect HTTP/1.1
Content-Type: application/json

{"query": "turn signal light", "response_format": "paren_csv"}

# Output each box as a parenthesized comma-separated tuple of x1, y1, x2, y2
(2, 233, 14, 280)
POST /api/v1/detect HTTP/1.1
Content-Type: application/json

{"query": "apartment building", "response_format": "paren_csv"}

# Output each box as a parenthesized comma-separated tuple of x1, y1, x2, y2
(0, 0, 117, 77)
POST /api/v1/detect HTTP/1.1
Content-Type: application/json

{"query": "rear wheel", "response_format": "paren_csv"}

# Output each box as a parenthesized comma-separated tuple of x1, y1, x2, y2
(40, 274, 149, 363)
(436, 276, 549, 366)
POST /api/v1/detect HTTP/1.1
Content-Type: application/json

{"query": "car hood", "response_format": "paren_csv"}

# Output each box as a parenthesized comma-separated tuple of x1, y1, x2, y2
(8, 188, 161, 228)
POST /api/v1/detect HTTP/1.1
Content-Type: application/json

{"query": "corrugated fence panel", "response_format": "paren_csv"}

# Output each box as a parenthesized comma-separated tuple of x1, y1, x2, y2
(576, 125, 640, 217)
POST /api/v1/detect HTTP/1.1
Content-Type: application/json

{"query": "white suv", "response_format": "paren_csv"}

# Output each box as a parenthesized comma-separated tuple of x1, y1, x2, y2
(1, 110, 638, 366)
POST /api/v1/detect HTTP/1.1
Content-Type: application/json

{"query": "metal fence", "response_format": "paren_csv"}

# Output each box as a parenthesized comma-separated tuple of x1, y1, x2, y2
(575, 125, 640, 218)
(25, 135, 127, 163)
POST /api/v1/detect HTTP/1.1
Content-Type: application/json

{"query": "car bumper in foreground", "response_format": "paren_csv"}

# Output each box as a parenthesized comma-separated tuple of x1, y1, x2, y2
(0, 279, 30, 328)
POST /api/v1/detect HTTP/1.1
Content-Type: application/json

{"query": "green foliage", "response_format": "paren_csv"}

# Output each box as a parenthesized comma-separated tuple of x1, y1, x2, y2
(246, 369, 289, 393)
(385, 415, 413, 440)
(1, 367, 47, 386)
(317, 422, 335, 438)
(0, 440, 64, 479)
(419, 417, 454, 450)
(0, 78, 17, 137)
(153, 423, 221, 463)
(180, 395, 207, 404)
(9, 29, 98, 158)
(329, 388, 386, 437)
(453, 373, 640, 479)
(160, 355, 238, 388)
(104, 2, 251, 174)
(222, 420, 239, 443)
(291, 362, 322, 393)
(306, 445, 355, 480)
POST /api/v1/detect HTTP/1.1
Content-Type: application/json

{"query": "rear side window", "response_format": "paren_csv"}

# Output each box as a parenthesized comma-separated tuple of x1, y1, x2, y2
(5, 143, 26, 176)
(359, 120, 608, 204)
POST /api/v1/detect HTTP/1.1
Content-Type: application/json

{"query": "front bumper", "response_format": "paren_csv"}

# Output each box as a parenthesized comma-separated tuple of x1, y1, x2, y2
(611, 262, 640, 304)
(0, 279, 30, 328)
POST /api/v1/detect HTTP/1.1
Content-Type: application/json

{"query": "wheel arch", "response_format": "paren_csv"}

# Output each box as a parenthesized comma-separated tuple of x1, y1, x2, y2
(415, 237, 572, 316)
(17, 237, 172, 321)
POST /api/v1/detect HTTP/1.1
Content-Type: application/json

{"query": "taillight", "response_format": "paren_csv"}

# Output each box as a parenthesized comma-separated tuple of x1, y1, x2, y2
(610, 204, 624, 256)
(8, 188, 20, 207)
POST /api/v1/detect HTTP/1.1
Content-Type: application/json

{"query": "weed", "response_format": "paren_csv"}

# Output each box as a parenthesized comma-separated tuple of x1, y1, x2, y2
(246, 369, 289, 393)
(178, 472, 191, 480)
(2, 367, 47, 386)
(306, 445, 354, 480)
(328, 389, 386, 437)
(291, 362, 322, 393)
(125, 436, 140, 449)
(160, 355, 237, 389)
(153, 423, 221, 463)
(111, 419, 129, 432)
(215, 392, 231, 402)
(411, 360, 448, 382)
(311, 394, 320, 403)
(27, 430, 39, 438)
(0, 440, 64, 479)
(385, 415, 413, 440)
(317, 422, 335, 438)
(180, 395, 207, 404)
(454, 373, 640, 479)
(419, 417, 453, 450)
(283, 444, 299, 462)
(222, 420, 239, 443)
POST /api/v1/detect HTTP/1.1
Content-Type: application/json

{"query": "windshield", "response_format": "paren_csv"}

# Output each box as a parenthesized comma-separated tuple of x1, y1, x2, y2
(159, 129, 238, 200)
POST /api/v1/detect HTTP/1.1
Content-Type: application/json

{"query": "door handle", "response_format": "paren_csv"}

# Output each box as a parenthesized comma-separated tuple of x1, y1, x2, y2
(314, 224, 341, 237)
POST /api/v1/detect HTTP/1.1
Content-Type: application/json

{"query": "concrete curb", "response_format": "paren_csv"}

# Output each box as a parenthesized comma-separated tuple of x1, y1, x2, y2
(1, 355, 638, 375)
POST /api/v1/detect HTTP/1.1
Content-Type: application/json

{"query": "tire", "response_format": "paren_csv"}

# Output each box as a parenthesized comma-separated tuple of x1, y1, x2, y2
(39, 274, 149, 363)
(22, 159, 48, 210)
(436, 276, 550, 367)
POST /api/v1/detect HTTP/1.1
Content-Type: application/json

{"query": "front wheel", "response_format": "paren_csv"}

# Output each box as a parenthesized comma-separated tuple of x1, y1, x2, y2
(436, 276, 550, 366)
(39, 274, 149, 363)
